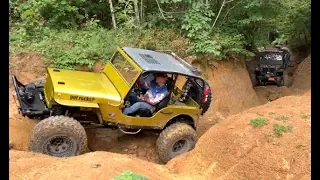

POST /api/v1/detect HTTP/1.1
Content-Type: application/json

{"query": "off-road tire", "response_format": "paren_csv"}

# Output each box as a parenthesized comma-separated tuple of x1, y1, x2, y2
(156, 123, 197, 163)
(283, 74, 289, 87)
(29, 116, 87, 157)
(276, 76, 284, 87)
(31, 79, 45, 88)
(250, 73, 257, 87)
(200, 82, 212, 115)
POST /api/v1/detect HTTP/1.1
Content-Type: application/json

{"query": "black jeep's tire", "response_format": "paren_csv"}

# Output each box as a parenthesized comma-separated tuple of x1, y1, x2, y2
(283, 74, 289, 87)
(200, 82, 212, 115)
(156, 123, 197, 163)
(30, 79, 45, 88)
(276, 76, 284, 87)
(250, 73, 257, 87)
(29, 116, 87, 157)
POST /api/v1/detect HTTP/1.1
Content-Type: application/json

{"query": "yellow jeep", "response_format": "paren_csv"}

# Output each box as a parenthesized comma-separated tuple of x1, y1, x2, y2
(12, 47, 212, 163)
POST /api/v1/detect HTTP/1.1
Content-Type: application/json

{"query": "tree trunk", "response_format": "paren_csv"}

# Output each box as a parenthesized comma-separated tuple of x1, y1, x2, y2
(133, 0, 140, 27)
(140, 0, 143, 24)
(108, 0, 117, 28)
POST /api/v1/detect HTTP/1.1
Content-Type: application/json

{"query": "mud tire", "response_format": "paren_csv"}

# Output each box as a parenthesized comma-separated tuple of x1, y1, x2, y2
(29, 116, 87, 157)
(156, 123, 197, 163)
(200, 82, 212, 115)
(250, 73, 257, 87)
(276, 76, 284, 87)
(283, 74, 289, 87)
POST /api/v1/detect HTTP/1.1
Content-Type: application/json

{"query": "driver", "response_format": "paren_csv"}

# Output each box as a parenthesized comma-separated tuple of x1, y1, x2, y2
(123, 73, 169, 115)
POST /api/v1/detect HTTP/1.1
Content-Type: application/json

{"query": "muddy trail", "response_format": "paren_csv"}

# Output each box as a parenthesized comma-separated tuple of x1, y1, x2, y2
(9, 53, 310, 179)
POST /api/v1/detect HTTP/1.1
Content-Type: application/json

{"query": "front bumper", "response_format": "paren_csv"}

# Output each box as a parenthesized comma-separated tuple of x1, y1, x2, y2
(11, 75, 49, 118)
(256, 75, 277, 82)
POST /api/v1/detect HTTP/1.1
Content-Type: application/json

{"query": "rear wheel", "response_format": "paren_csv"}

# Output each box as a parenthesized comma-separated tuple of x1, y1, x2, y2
(156, 123, 197, 163)
(200, 82, 212, 115)
(29, 116, 87, 157)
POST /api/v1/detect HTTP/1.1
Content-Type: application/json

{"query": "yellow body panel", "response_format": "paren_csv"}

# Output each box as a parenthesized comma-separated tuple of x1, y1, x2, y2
(98, 103, 200, 128)
(44, 68, 121, 107)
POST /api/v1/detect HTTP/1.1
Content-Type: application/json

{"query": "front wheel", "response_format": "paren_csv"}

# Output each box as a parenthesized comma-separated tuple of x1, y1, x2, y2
(29, 116, 87, 157)
(276, 76, 284, 87)
(250, 73, 257, 87)
(156, 123, 197, 163)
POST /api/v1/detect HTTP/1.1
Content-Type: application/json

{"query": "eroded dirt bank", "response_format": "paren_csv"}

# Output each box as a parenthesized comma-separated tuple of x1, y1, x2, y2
(167, 95, 310, 180)
(10, 95, 310, 180)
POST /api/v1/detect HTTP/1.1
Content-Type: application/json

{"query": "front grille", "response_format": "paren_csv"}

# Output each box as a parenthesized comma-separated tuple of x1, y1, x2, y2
(262, 68, 276, 75)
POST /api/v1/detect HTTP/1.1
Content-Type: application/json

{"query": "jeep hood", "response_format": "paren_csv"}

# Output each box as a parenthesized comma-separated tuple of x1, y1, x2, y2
(44, 68, 121, 107)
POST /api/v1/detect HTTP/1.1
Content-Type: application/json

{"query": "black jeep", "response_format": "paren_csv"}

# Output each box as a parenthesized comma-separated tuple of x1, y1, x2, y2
(254, 48, 286, 86)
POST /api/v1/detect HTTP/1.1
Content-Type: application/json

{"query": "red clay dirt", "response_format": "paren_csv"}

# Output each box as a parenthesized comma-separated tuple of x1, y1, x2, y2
(9, 53, 311, 180)
(167, 96, 310, 180)
(290, 55, 311, 94)
(195, 60, 263, 136)
(9, 95, 311, 180)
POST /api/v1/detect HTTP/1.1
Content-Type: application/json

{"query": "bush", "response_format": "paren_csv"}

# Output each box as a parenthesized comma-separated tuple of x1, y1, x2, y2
(112, 170, 148, 180)
(10, 22, 188, 69)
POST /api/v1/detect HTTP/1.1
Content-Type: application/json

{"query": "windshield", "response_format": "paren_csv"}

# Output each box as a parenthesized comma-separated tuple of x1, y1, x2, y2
(111, 52, 139, 85)
(261, 53, 283, 61)
(260, 52, 283, 65)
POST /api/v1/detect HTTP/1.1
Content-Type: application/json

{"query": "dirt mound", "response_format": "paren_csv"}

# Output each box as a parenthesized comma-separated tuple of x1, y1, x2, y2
(86, 129, 161, 163)
(167, 95, 310, 179)
(254, 85, 293, 103)
(196, 60, 262, 135)
(290, 55, 311, 94)
(9, 150, 179, 180)
(205, 61, 261, 116)
(10, 95, 310, 180)
(9, 53, 46, 83)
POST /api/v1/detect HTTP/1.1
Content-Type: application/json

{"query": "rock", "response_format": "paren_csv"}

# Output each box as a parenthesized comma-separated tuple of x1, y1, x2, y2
(144, 142, 154, 148)
(95, 129, 122, 138)
(127, 143, 138, 150)
(90, 163, 101, 168)
(88, 137, 117, 151)
(137, 149, 147, 157)
(281, 158, 291, 171)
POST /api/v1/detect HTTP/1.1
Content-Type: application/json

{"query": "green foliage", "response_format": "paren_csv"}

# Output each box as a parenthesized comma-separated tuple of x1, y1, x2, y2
(274, 124, 293, 137)
(222, 0, 282, 50)
(275, 115, 289, 121)
(250, 117, 267, 128)
(182, 3, 221, 57)
(112, 170, 148, 180)
(9, 0, 310, 68)
(115, 0, 137, 29)
(10, 22, 187, 69)
(275, 0, 310, 50)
